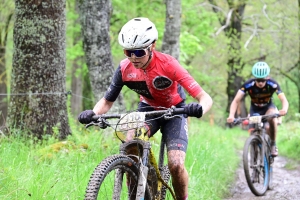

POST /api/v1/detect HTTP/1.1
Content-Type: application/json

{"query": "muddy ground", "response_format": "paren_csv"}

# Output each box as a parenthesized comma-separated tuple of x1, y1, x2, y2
(224, 153, 300, 200)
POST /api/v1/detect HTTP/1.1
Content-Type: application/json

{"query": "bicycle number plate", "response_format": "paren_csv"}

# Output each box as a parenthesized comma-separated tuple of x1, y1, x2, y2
(248, 116, 262, 124)
(118, 112, 146, 131)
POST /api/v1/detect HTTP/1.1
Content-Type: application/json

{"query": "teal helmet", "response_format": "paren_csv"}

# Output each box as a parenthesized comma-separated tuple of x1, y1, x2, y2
(252, 62, 270, 78)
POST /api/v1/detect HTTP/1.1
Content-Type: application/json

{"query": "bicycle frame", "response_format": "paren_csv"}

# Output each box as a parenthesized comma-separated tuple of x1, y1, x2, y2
(248, 115, 267, 168)
(113, 111, 177, 199)
(84, 107, 186, 200)
(237, 113, 280, 196)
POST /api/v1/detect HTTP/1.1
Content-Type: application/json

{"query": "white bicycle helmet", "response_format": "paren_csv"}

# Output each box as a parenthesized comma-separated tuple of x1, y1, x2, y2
(118, 17, 158, 49)
(252, 62, 270, 78)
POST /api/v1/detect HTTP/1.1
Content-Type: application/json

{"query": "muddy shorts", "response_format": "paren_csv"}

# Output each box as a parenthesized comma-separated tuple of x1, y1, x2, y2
(138, 102, 188, 152)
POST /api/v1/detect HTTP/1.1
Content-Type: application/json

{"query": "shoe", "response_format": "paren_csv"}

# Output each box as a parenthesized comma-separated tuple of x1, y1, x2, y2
(271, 145, 278, 157)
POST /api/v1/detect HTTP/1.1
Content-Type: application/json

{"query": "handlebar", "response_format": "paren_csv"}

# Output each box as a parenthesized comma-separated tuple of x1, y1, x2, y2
(233, 113, 281, 125)
(87, 106, 186, 129)
(91, 107, 185, 121)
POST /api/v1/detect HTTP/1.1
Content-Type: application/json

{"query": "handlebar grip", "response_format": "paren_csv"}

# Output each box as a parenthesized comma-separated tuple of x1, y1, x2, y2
(275, 113, 282, 117)
(173, 108, 185, 115)
(92, 115, 100, 121)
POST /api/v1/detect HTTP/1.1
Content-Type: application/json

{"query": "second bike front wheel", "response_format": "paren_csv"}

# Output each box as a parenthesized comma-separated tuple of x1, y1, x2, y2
(243, 135, 270, 196)
(84, 154, 152, 200)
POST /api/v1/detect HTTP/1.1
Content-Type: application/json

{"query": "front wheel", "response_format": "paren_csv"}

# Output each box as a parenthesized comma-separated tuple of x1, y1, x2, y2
(264, 134, 274, 190)
(243, 135, 270, 196)
(84, 154, 152, 200)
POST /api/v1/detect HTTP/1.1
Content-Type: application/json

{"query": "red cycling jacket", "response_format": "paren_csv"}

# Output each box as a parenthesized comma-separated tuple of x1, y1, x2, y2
(104, 50, 203, 108)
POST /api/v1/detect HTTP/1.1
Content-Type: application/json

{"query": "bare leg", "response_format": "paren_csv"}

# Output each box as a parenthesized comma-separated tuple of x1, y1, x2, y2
(266, 108, 278, 141)
(168, 150, 188, 199)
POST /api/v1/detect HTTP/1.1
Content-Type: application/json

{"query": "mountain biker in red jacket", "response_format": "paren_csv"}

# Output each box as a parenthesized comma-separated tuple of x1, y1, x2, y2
(227, 62, 289, 156)
(78, 17, 213, 200)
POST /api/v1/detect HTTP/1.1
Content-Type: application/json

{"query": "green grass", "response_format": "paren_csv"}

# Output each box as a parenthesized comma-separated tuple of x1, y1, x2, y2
(186, 119, 244, 199)
(277, 121, 300, 161)
(0, 117, 299, 200)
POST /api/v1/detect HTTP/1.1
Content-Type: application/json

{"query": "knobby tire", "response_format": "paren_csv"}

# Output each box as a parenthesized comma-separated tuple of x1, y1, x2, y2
(160, 165, 173, 200)
(243, 135, 270, 196)
(84, 154, 152, 200)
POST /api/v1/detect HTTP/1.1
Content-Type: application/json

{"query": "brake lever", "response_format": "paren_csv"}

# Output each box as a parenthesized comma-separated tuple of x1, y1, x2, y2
(164, 114, 182, 120)
(85, 118, 111, 129)
(85, 121, 99, 128)
(232, 118, 241, 125)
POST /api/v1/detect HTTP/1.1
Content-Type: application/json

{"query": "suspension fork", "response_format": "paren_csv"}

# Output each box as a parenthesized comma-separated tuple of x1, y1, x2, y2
(158, 137, 166, 169)
(136, 142, 151, 200)
(258, 133, 265, 168)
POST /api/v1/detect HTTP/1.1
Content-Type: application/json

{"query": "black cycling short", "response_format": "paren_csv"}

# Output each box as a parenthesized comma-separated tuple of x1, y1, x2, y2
(250, 102, 277, 116)
(138, 102, 188, 152)
(249, 102, 277, 130)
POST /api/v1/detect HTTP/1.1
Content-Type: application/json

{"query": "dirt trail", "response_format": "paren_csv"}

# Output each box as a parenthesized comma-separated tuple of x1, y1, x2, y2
(224, 154, 300, 200)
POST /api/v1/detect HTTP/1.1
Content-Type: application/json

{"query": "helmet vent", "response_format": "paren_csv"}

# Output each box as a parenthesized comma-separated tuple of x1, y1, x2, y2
(133, 35, 138, 44)
(146, 26, 153, 31)
(143, 39, 150, 44)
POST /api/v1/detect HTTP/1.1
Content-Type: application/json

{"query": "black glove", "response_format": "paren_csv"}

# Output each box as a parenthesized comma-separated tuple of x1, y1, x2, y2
(78, 110, 95, 124)
(183, 103, 203, 118)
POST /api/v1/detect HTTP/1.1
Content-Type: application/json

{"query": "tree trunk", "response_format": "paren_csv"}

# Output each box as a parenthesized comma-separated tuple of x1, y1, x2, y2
(78, 0, 125, 113)
(162, 0, 181, 60)
(70, 58, 83, 118)
(70, 2, 84, 118)
(0, 43, 7, 128)
(9, 0, 71, 139)
(0, 13, 13, 128)
(209, 0, 248, 117)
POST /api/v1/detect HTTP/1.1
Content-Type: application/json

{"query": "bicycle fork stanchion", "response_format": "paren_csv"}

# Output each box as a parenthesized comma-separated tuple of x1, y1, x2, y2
(258, 136, 265, 169)
(136, 143, 151, 200)
(136, 164, 149, 200)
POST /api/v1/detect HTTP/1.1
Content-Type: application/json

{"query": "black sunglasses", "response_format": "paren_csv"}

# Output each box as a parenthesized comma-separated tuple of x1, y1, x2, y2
(123, 44, 152, 58)
(255, 79, 266, 83)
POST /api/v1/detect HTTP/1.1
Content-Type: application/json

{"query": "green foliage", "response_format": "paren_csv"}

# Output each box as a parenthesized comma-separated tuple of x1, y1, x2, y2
(180, 32, 203, 68)
(0, 124, 119, 199)
(186, 118, 243, 199)
(2, 0, 300, 139)
(277, 121, 300, 161)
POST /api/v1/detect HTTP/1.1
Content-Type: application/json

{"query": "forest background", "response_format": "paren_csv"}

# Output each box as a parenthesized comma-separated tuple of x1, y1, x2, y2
(0, 0, 299, 138)
(0, 0, 300, 199)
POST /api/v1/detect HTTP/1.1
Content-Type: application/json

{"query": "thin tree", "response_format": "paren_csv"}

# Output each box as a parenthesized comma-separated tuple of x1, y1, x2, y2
(78, 0, 124, 113)
(208, 0, 248, 118)
(9, 0, 71, 139)
(0, 1, 14, 128)
(162, 0, 181, 60)
(68, 1, 86, 118)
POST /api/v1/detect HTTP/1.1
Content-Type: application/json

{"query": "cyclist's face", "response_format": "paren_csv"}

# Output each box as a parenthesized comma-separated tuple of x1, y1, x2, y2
(127, 44, 155, 69)
(128, 52, 151, 69)
(255, 79, 266, 88)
